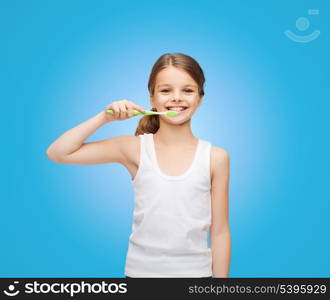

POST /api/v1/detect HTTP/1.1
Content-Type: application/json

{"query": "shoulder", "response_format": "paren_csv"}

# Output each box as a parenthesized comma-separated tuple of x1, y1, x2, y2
(121, 134, 140, 144)
(118, 135, 141, 163)
(211, 146, 230, 164)
(118, 135, 140, 151)
(210, 146, 230, 180)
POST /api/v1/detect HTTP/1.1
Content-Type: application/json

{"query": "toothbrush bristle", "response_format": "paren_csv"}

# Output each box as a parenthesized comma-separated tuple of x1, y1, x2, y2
(166, 110, 179, 117)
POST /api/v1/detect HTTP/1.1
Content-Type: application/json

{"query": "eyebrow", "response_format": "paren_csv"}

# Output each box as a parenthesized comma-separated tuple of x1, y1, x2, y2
(157, 84, 196, 88)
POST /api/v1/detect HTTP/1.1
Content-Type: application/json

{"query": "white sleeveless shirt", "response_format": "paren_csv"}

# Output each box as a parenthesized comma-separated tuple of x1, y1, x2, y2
(124, 133, 213, 277)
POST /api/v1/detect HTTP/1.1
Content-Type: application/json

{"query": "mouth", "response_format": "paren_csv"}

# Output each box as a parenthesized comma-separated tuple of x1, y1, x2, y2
(165, 106, 188, 112)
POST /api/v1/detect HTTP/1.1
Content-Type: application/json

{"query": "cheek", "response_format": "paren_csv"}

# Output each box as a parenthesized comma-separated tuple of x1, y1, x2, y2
(152, 96, 166, 106)
(155, 93, 168, 99)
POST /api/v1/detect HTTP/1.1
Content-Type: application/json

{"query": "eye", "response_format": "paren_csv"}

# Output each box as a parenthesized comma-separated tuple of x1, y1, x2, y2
(160, 88, 194, 93)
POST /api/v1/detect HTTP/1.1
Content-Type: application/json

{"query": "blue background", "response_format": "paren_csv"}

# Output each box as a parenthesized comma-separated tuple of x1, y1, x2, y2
(2, 0, 329, 277)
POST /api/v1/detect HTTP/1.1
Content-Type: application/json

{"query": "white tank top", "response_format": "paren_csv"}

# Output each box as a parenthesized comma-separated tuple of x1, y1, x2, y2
(124, 133, 213, 277)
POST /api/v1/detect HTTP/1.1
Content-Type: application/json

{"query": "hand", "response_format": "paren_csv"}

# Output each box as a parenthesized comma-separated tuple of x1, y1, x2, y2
(104, 99, 145, 122)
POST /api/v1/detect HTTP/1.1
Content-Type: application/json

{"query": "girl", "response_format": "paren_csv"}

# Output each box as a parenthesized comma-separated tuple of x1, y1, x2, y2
(46, 53, 231, 278)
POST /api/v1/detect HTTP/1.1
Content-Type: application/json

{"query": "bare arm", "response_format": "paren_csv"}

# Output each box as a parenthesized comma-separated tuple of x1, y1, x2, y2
(46, 111, 107, 157)
(210, 147, 231, 278)
(46, 100, 145, 165)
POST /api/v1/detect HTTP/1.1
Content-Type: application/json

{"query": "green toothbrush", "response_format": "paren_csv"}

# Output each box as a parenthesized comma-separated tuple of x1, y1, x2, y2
(105, 109, 179, 117)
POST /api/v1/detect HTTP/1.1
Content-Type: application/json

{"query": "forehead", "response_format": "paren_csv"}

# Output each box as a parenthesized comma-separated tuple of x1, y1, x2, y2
(156, 67, 197, 87)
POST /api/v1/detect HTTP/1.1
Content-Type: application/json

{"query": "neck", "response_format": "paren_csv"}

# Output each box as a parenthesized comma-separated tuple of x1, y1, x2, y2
(153, 119, 198, 147)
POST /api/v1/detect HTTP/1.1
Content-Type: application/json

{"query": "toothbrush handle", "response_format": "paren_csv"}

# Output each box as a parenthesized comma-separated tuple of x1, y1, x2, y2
(105, 109, 144, 115)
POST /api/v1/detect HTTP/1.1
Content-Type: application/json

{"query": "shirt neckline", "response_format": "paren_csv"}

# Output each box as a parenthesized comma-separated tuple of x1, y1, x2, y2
(149, 133, 201, 181)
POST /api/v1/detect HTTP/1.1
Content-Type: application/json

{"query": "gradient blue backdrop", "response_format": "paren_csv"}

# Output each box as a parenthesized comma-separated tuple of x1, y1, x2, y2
(2, 0, 329, 277)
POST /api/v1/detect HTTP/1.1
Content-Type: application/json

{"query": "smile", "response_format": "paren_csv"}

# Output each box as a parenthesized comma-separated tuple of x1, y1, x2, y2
(166, 106, 188, 111)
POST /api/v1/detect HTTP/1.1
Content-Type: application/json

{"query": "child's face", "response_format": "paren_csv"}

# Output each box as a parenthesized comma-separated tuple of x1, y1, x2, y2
(150, 66, 202, 122)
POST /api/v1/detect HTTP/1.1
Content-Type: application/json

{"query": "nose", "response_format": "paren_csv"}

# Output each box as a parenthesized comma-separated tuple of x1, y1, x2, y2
(172, 92, 181, 101)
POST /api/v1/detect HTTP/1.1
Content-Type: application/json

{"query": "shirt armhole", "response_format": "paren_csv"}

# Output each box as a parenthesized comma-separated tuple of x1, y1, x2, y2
(131, 134, 143, 184)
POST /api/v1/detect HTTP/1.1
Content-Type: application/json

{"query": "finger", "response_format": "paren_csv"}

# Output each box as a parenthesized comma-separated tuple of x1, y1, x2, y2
(125, 100, 144, 113)
(133, 104, 145, 113)
(105, 103, 114, 112)
(111, 103, 120, 118)
(127, 106, 134, 118)
(127, 104, 138, 116)
(125, 103, 132, 117)
(118, 103, 127, 119)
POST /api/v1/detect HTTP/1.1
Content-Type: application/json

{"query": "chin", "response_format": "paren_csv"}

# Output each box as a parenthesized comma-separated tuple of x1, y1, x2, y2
(161, 115, 191, 124)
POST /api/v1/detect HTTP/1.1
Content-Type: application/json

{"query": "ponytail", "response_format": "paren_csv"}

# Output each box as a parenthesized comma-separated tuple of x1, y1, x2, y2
(134, 108, 159, 136)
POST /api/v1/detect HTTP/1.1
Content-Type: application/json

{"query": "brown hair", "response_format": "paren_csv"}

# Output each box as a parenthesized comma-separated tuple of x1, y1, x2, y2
(134, 53, 205, 136)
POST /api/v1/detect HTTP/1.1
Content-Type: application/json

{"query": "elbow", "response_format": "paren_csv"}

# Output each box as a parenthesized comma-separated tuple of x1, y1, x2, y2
(46, 147, 62, 163)
(46, 147, 52, 160)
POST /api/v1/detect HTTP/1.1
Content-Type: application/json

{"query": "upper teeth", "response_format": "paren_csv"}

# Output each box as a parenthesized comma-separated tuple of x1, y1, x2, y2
(167, 107, 186, 111)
